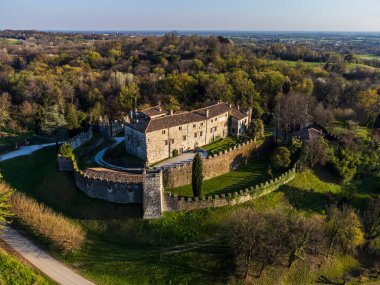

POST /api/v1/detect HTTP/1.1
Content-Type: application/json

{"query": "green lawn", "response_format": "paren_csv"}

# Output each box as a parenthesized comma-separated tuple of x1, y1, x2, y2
(0, 248, 53, 285)
(202, 136, 239, 154)
(167, 153, 278, 197)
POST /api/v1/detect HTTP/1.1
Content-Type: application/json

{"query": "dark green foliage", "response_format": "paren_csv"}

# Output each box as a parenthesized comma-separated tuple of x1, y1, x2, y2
(192, 153, 203, 197)
(270, 146, 291, 169)
(246, 119, 264, 139)
(172, 149, 179, 157)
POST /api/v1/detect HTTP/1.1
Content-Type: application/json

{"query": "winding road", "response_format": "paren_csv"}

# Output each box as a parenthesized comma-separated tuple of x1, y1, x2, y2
(0, 143, 96, 285)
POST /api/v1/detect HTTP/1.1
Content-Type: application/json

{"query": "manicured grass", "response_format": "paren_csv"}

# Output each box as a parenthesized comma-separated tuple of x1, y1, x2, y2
(167, 153, 276, 197)
(0, 248, 53, 285)
(203, 136, 239, 154)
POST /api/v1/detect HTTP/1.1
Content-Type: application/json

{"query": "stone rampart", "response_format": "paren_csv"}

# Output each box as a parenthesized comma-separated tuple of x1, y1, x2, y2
(67, 128, 93, 150)
(74, 168, 144, 204)
(159, 138, 266, 189)
(164, 166, 296, 212)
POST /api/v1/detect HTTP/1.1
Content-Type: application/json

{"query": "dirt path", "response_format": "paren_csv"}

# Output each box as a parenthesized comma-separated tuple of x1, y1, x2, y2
(0, 227, 95, 285)
(0, 145, 96, 285)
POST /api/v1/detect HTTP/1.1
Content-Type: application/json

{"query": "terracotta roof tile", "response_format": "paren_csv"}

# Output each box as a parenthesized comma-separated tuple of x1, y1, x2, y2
(230, 108, 248, 120)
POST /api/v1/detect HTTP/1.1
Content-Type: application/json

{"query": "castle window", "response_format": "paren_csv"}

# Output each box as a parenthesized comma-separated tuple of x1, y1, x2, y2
(183, 135, 187, 141)
(210, 128, 213, 133)
(179, 126, 182, 130)
(194, 132, 198, 138)
(215, 126, 217, 131)
(211, 119, 213, 123)
(171, 139, 174, 143)
(201, 123, 204, 126)
(162, 130, 166, 134)
(193, 124, 196, 128)
(200, 131, 203, 136)
(165, 140, 168, 146)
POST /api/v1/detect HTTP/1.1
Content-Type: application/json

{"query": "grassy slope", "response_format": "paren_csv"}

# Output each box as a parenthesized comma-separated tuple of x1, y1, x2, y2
(203, 136, 239, 154)
(0, 247, 53, 285)
(0, 145, 379, 284)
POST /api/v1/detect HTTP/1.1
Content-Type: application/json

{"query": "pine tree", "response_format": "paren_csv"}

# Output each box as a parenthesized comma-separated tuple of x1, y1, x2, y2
(192, 153, 204, 197)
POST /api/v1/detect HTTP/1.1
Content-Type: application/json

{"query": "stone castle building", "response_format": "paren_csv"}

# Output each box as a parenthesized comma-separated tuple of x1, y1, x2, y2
(125, 102, 252, 165)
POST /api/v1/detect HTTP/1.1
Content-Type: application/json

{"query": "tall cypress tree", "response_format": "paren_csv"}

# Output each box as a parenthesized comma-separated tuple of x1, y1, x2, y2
(192, 153, 204, 197)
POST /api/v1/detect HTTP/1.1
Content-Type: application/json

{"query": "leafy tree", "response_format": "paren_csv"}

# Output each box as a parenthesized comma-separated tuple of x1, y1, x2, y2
(65, 104, 80, 130)
(300, 136, 332, 168)
(192, 153, 203, 197)
(246, 119, 264, 140)
(0, 92, 11, 129)
(362, 199, 380, 247)
(325, 206, 365, 257)
(251, 102, 264, 119)
(270, 146, 291, 169)
(118, 81, 140, 111)
(39, 105, 67, 136)
(357, 89, 380, 126)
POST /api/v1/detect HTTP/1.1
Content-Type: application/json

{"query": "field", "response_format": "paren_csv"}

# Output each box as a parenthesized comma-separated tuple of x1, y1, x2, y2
(355, 54, 380, 62)
(0, 247, 53, 285)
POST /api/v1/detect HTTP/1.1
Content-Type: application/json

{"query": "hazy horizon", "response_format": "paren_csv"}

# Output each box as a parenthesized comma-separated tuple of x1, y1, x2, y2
(2, 0, 380, 32)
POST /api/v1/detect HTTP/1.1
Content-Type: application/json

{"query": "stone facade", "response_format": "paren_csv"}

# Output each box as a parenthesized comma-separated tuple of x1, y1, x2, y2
(143, 170, 164, 219)
(98, 116, 126, 137)
(160, 138, 261, 189)
(125, 102, 252, 165)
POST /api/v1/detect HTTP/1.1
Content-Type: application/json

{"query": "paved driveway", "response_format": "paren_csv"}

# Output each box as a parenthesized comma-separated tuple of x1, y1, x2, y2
(154, 150, 207, 168)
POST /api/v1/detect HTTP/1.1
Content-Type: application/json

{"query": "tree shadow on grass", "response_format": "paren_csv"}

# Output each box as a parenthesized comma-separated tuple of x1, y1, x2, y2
(281, 185, 337, 213)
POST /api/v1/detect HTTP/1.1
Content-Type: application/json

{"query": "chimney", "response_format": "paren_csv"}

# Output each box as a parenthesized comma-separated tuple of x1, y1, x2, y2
(170, 110, 174, 115)
(206, 109, 210, 118)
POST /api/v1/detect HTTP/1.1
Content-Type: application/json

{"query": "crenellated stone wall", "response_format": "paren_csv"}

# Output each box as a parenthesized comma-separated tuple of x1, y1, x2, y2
(164, 166, 296, 212)
(159, 138, 265, 189)
(74, 168, 144, 204)
(67, 128, 93, 150)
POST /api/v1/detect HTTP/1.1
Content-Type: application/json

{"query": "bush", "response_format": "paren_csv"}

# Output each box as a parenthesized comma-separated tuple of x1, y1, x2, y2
(58, 143, 74, 159)
(270, 146, 291, 169)
(11, 192, 85, 254)
(172, 149, 179, 157)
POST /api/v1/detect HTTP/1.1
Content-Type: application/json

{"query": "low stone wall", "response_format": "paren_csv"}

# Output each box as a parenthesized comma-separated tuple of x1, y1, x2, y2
(164, 166, 296, 212)
(159, 138, 266, 189)
(67, 128, 93, 150)
(74, 168, 144, 204)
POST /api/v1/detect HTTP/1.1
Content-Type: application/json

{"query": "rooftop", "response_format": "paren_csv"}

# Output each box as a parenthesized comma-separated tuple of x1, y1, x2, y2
(126, 102, 249, 133)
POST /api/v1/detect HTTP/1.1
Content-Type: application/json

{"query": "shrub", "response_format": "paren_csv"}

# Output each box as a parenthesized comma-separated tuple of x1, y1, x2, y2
(58, 143, 74, 159)
(11, 192, 85, 254)
(270, 146, 291, 169)
(0, 176, 13, 228)
(172, 149, 179, 157)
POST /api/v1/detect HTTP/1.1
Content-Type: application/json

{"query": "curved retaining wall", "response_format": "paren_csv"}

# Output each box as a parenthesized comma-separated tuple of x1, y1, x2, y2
(158, 138, 268, 189)
(74, 168, 144, 204)
(164, 166, 296, 212)
(67, 128, 93, 150)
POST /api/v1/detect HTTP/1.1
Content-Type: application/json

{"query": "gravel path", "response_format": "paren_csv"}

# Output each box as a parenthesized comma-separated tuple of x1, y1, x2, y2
(0, 144, 96, 285)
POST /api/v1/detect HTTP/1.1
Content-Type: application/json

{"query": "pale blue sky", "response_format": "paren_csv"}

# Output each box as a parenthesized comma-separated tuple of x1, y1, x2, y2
(1, 0, 380, 31)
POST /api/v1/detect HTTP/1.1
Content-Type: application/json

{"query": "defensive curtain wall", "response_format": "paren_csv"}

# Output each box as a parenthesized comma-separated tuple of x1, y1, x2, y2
(58, 131, 295, 219)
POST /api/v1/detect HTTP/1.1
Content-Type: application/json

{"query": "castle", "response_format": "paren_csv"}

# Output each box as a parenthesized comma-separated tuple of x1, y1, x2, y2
(124, 102, 252, 165)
